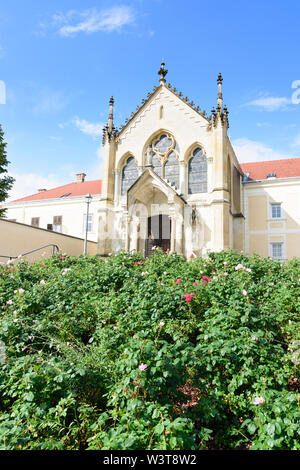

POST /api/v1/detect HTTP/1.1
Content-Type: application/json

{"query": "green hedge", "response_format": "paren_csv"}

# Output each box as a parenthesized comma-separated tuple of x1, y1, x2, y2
(0, 250, 299, 450)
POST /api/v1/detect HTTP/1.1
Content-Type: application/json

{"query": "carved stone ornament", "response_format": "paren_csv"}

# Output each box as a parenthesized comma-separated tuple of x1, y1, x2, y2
(151, 133, 175, 163)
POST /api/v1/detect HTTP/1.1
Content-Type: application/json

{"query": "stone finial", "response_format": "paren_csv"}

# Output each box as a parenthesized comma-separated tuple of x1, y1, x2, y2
(211, 107, 217, 126)
(102, 96, 116, 144)
(108, 96, 114, 132)
(224, 105, 229, 127)
(158, 61, 168, 84)
(217, 73, 223, 113)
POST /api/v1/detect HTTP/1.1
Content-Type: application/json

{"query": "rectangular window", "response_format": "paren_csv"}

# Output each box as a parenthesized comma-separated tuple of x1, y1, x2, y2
(83, 214, 93, 233)
(271, 243, 283, 259)
(31, 217, 40, 227)
(271, 204, 281, 219)
(53, 216, 62, 233)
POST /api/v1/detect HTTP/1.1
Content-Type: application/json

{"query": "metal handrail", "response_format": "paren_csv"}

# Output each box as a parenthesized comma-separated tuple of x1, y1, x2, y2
(0, 244, 60, 260)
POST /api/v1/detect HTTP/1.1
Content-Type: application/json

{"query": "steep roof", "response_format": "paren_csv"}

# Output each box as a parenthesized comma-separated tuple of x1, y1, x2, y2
(240, 158, 300, 182)
(116, 83, 210, 140)
(10, 179, 102, 203)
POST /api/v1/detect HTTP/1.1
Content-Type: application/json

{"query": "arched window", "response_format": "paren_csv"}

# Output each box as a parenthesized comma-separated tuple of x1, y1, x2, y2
(152, 153, 162, 177)
(121, 156, 139, 195)
(164, 151, 179, 189)
(188, 147, 207, 194)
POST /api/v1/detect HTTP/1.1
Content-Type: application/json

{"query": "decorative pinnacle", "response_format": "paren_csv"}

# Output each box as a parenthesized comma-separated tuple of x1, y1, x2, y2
(108, 96, 114, 132)
(217, 73, 223, 113)
(158, 61, 168, 83)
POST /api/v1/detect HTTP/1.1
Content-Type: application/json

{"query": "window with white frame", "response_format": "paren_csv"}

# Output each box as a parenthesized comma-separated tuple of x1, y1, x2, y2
(271, 203, 281, 219)
(53, 216, 62, 233)
(271, 242, 283, 259)
(83, 214, 93, 233)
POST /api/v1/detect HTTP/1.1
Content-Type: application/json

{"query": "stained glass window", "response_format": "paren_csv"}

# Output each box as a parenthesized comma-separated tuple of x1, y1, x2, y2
(152, 153, 162, 177)
(153, 134, 173, 155)
(121, 157, 139, 195)
(164, 151, 179, 189)
(188, 148, 207, 194)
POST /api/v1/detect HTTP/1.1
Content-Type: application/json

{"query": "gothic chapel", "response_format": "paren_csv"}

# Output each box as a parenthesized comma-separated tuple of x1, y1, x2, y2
(99, 63, 244, 257)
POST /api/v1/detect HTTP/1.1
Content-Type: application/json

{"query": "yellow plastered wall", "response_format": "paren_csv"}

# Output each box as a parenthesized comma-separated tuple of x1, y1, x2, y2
(248, 196, 267, 231)
(286, 234, 300, 258)
(0, 219, 98, 264)
(249, 234, 268, 257)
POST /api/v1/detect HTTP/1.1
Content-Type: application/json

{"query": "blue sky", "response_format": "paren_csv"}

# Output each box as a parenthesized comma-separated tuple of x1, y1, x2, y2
(1, 0, 300, 199)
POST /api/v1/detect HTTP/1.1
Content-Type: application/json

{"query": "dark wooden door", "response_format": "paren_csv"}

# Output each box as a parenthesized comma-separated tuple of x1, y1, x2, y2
(145, 215, 171, 256)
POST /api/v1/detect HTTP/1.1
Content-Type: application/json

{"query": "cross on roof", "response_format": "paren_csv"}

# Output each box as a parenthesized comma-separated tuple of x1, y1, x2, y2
(158, 61, 168, 83)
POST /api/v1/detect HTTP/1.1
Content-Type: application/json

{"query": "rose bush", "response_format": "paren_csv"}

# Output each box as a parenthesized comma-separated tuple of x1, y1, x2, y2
(0, 250, 299, 450)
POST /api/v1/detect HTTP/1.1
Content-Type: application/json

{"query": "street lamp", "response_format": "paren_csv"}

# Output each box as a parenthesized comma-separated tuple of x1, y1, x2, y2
(84, 193, 92, 255)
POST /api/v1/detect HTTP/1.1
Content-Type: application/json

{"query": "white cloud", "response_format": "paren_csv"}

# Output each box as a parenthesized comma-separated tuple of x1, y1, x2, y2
(6, 172, 69, 202)
(256, 122, 270, 128)
(48, 136, 63, 142)
(52, 6, 135, 37)
(72, 117, 103, 138)
(245, 96, 290, 111)
(33, 89, 65, 114)
(59, 117, 103, 138)
(232, 138, 296, 163)
(291, 133, 300, 148)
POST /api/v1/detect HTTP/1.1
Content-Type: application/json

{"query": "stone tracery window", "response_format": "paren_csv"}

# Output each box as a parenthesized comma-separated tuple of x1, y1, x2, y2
(152, 153, 162, 177)
(146, 132, 179, 188)
(153, 134, 173, 156)
(121, 156, 139, 195)
(188, 147, 207, 194)
(164, 151, 179, 188)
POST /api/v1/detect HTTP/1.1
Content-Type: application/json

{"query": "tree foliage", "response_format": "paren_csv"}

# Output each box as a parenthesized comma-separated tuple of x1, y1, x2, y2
(0, 124, 14, 217)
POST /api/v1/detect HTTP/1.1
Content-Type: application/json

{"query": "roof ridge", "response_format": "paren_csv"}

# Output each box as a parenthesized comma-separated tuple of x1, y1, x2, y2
(11, 179, 102, 203)
(116, 83, 210, 138)
(241, 157, 300, 166)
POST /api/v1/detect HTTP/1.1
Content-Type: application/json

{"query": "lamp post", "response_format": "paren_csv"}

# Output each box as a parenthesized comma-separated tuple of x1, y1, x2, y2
(84, 193, 92, 255)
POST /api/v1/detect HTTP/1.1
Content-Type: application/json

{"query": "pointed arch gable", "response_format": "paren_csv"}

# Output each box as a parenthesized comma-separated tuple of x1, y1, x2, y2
(117, 151, 138, 172)
(120, 154, 139, 195)
(184, 142, 207, 164)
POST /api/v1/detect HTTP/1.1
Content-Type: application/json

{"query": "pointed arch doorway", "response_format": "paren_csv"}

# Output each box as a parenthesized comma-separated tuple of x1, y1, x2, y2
(145, 214, 171, 257)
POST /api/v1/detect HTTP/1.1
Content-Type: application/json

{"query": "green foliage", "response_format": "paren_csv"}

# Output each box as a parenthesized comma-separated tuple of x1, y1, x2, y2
(0, 124, 14, 217)
(0, 250, 299, 449)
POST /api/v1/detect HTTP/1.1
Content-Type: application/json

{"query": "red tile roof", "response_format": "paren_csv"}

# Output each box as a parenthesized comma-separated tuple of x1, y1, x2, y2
(11, 179, 102, 203)
(240, 158, 300, 181)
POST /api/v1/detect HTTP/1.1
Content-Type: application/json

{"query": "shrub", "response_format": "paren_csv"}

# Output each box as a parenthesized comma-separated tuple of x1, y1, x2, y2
(0, 250, 299, 449)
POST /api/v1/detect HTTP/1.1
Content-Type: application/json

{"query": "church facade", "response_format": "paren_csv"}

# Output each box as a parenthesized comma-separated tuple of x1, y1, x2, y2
(98, 63, 244, 257)
(3, 64, 300, 260)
